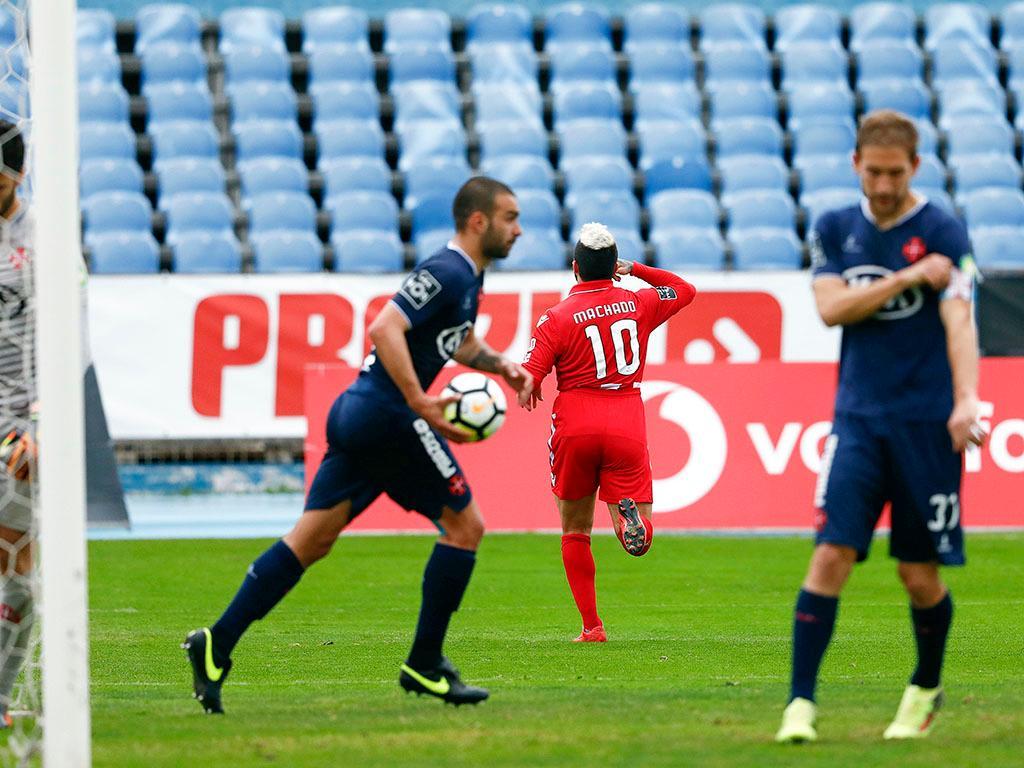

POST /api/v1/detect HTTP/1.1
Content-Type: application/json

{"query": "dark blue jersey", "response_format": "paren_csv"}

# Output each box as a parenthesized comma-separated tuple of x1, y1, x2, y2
(810, 199, 973, 421)
(352, 245, 483, 404)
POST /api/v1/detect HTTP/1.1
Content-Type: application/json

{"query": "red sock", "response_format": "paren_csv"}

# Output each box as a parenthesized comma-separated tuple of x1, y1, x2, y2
(561, 533, 601, 630)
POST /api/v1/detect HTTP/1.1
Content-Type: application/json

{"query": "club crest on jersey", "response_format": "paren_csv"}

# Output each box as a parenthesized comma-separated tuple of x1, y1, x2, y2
(399, 270, 442, 309)
(7, 247, 28, 270)
(436, 321, 473, 359)
(655, 286, 677, 300)
(842, 264, 923, 320)
(902, 236, 927, 263)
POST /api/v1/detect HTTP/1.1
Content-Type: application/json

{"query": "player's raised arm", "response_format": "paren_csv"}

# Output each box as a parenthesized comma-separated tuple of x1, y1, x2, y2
(453, 326, 533, 399)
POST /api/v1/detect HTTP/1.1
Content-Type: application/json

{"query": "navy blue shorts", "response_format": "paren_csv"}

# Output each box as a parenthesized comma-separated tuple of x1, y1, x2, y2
(814, 413, 965, 566)
(305, 390, 473, 522)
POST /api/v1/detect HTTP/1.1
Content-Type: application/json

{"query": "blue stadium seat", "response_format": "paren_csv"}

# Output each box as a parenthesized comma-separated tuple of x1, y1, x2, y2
(855, 40, 923, 84)
(390, 47, 457, 85)
(624, 3, 690, 50)
(251, 231, 324, 273)
(725, 189, 797, 230)
(628, 44, 696, 85)
(849, 2, 916, 50)
(469, 43, 538, 82)
(248, 191, 317, 234)
(307, 47, 374, 85)
(302, 6, 370, 52)
(651, 227, 726, 270)
(481, 155, 556, 190)
(477, 120, 548, 159)
(219, 8, 286, 53)
(773, 4, 841, 51)
(932, 40, 999, 87)
(316, 120, 385, 160)
(80, 158, 144, 199)
(82, 191, 153, 234)
(718, 155, 790, 197)
(141, 44, 206, 86)
(146, 81, 213, 124)
(223, 46, 290, 83)
(466, 3, 532, 46)
(802, 187, 861, 229)
(516, 189, 562, 231)
(708, 81, 777, 121)
(731, 227, 803, 269)
(548, 44, 616, 84)
(944, 116, 1014, 159)
(396, 121, 467, 169)
(79, 82, 129, 123)
(786, 84, 854, 129)
(920, 187, 956, 214)
(473, 83, 543, 126)
(637, 119, 707, 169)
(644, 156, 714, 196)
(237, 157, 308, 199)
(632, 83, 702, 125)
(860, 79, 932, 120)
(391, 82, 461, 126)
(320, 157, 392, 197)
(328, 191, 400, 234)
(562, 155, 634, 204)
(960, 188, 1024, 226)
(914, 154, 948, 189)
(150, 120, 220, 160)
(569, 190, 639, 233)
(552, 82, 622, 126)
(87, 231, 161, 274)
(3, 44, 26, 81)
(791, 119, 856, 157)
(797, 155, 859, 194)
(610, 229, 645, 263)
(80, 123, 137, 160)
(648, 189, 720, 232)
(970, 226, 1024, 268)
(233, 121, 303, 161)
(172, 231, 243, 273)
(155, 157, 226, 206)
(780, 41, 848, 87)
(415, 229, 454, 262)
(702, 44, 771, 83)
(411, 194, 454, 239)
(78, 48, 121, 84)
(557, 119, 627, 162)
(924, 3, 991, 51)
(498, 231, 566, 271)
(699, 4, 767, 50)
(937, 82, 1005, 125)
(332, 230, 405, 273)
(915, 119, 940, 155)
(77, 9, 116, 53)
(545, 4, 612, 50)
(1001, 1, 1024, 50)
(713, 118, 783, 158)
(135, 4, 201, 52)
(164, 192, 235, 240)
(384, 8, 451, 52)
(229, 80, 298, 124)
(311, 81, 379, 125)
(403, 156, 472, 207)
(0, 82, 27, 120)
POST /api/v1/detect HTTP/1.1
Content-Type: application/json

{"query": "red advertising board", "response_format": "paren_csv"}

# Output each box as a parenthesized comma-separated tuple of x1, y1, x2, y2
(305, 359, 1024, 533)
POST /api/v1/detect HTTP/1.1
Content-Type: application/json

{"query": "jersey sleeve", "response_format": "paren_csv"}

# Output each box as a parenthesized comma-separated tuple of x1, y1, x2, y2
(809, 213, 843, 279)
(631, 262, 697, 328)
(389, 263, 459, 328)
(521, 310, 560, 387)
(932, 215, 977, 303)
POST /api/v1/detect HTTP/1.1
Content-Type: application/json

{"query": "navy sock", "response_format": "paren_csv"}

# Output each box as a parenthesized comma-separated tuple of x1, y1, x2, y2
(211, 540, 304, 664)
(910, 592, 953, 689)
(789, 588, 839, 703)
(406, 543, 476, 670)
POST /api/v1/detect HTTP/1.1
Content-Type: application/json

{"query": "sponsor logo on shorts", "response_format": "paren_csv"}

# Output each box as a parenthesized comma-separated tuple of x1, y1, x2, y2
(399, 270, 442, 309)
(655, 286, 677, 300)
(412, 418, 457, 479)
(448, 474, 467, 496)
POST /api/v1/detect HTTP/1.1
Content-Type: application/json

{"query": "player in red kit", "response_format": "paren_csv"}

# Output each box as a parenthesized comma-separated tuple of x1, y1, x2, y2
(519, 223, 696, 642)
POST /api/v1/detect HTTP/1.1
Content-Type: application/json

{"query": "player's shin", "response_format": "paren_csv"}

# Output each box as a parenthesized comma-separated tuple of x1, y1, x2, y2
(561, 533, 601, 632)
(789, 589, 839, 703)
(909, 591, 953, 689)
(406, 542, 476, 670)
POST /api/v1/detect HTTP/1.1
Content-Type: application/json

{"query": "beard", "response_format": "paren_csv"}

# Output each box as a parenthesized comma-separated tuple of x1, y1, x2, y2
(481, 228, 514, 260)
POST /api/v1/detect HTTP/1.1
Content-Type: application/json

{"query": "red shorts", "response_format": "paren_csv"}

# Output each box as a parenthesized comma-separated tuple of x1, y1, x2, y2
(548, 389, 652, 504)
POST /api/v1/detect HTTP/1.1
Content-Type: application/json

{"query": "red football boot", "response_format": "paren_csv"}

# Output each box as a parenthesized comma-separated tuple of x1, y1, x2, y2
(616, 498, 653, 556)
(573, 624, 607, 643)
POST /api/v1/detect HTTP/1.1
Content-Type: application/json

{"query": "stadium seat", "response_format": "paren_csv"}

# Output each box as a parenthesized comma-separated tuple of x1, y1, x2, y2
(713, 118, 783, 158)
(1001, 1, 1024, 50)
(855, 40, 924, 84)
(718, 155, 790, 197)
(944, 116, 1015, 159)
(219, 8, 286, 53)
(786, 84, 855, 129)
(702, 44, 771, 84)
(308, 46, 375, 84)
(229, 81, 298, 124)
(849, 2, 916, 50)
(802, 187, 861, 229)
(860, 79, 932, 120)
(135, 4, 202, 52)
(476, 120, 548, 159)
(548, 44, 616, 85)
(251, 231, 324, 272)
(391, 82, 462, 126)
(320, 157, 392, 198)
(932, 40, 999, 87)
(80, 158, 144, 199)
(699, 4, 767, 50)
(164, 192, 235, 240)
(474, 83, 543, 126)
(516, 189, 562, 231)
(562, 155, 634, 204)
(311, 81, 379, 125)
(247, 192, 317, 234)
(302, 6, 370, 52)
(960, 188, 1024, 227)
(396, 121, 467, 169)
(970, 226, 1024, 268)
(390, 47, 457, 85)
(315, 120, 385, 160)
(146, 81, 214, 124)
(150, 120, 220, 160)
(328, 190, 400, 234)
(629, 44, 696, 85)
(937, 82, 1006, 124)
(648, 189, 720, 232)
(410, 194, 455, 239)
(731, 227, 804, 269)
(415, 229, 454, 262)
(624, 3, 690, 49)
(780, 41, 848, 88)
(651, 227, 726, 270)
(0, 82, 28, 120)
(610, 229, 645, 263)
(569, 190, 639, 233)
(78, 82, 129, 123)
(469, 43, 538, 82)
(233, 121, 303, 162)
(155, 157, 226, 206)
(707, 81, 777, 121)
(637, 119, 707, 169)
(172, 231, 243, 273)
(924, 3, 991, 51)
(223, 46, 291, 83)
(920, 187, 956, 214)
(791, 119, 856, 158)
(80, 122, 137, 160)
(545, 4, 612, 49)
(86, 231, 161, 274)
(797, 155, 859, 194)
(643, 156, 714, 196)
(237, 157, 309, 199)
(915, 119, 940, 155)
(773, 4, 841, 51)
(403, 156, 472, 207)
(552, 82, 622, 126)
(82, 191, 153, 234)
(726, 189, 797, 230)
(557, 119, 627, 162)
(466, 3, 532, 46)
(384, 8, 451, 52)
(140, 44, 206, 87)
(498, 230, 567, 271)
(481, 155, 556, 192)
(632, 83, 703, 125)
(77, 8, 116, 53)
(332, 230, 405, 273)
(915, 154, 949, 190)
(78, 48, 121, 84)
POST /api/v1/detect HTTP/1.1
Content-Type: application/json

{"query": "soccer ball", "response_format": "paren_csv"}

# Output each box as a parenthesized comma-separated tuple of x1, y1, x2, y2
(442, 372, 507, 442)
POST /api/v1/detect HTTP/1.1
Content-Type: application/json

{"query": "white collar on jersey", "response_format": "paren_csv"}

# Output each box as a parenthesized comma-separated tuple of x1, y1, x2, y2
(446, 240, 479, 276)
(859, 192, 927, 232)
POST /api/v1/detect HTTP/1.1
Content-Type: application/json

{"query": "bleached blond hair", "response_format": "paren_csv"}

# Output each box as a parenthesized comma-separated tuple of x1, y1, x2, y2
(577, 222, 616, 250)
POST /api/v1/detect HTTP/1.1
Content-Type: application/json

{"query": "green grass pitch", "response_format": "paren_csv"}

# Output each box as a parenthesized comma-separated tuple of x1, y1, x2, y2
(87, 533, 1023, 767)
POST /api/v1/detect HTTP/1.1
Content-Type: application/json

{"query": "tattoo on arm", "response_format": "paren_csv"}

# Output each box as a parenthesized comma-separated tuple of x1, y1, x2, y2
(468, 350, 502, 373)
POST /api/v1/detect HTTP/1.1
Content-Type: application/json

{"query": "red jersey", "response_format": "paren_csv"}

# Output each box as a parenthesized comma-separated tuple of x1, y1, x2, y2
(522, 263, 696, 395)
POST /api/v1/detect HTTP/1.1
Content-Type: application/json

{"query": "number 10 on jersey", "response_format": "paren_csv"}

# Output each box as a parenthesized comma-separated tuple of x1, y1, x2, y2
(584, 319, 640, 379)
